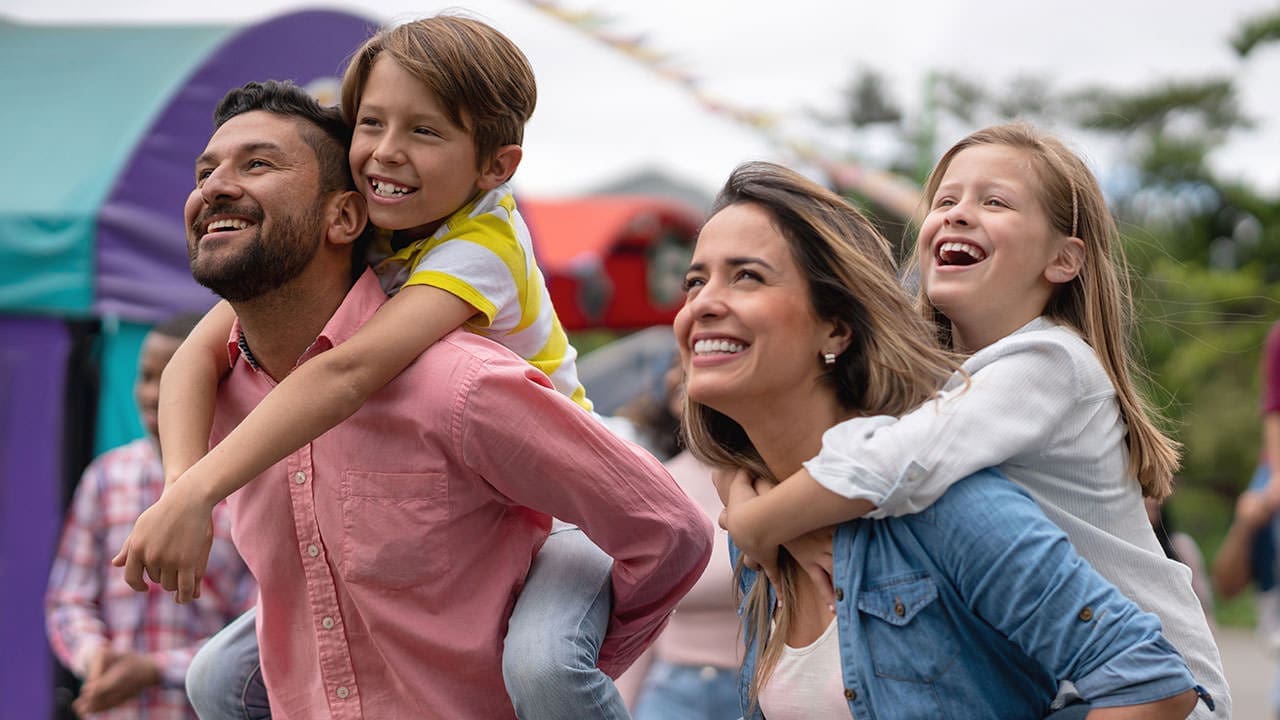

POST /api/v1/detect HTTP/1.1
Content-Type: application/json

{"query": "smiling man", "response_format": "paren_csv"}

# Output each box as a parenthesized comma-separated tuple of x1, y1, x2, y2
(125, 80, 711, 720)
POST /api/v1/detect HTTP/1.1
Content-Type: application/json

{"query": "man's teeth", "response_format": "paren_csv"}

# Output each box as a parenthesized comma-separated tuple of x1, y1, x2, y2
(207, 219, 249, 232)
(371, 179, 414, 197)
(693, 339, 745, 355)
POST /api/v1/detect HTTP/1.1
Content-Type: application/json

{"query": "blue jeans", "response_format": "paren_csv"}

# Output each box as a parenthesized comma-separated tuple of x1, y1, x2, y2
(633, 660, 738, 720)
(503, 520, 629, 719)
(186, 606, 269, 720)
(186, 523, 622, 720)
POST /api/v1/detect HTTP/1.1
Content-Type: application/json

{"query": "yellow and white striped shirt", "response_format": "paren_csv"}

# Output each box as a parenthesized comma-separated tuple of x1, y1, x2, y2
(368, 183, 591, 411)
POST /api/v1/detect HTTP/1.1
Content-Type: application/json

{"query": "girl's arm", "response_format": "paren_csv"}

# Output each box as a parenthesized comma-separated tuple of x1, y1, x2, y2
(116, 284, 477, 603)
(728, 335, 1085, 551)
(158, 302, 235, 485)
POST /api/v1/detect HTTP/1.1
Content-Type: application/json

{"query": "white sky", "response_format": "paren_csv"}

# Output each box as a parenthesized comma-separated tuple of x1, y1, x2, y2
(5, 0, 1279, 199)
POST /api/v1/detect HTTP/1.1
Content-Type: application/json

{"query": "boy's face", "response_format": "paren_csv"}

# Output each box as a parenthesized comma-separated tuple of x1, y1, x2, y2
(350, 56, 487, 238)
(135, 331, 183, 439)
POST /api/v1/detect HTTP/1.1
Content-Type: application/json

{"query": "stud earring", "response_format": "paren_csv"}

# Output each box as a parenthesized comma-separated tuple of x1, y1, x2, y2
(823, 352, 837, 366)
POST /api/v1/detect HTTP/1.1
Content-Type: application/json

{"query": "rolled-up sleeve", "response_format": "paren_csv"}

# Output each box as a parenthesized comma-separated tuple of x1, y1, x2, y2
(931, 471, 1194, 706)
(457, 360, 714, 676)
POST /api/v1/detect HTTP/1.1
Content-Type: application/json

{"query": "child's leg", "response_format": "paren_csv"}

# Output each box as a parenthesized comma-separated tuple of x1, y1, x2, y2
(503, 520, 629, 719)
(186, 606, 271, 720)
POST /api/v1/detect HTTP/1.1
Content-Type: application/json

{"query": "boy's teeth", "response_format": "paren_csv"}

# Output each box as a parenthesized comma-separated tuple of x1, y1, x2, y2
(207, 219, 249, 232)
(693, 339, 745, 355)
(371, 179, 414, 197)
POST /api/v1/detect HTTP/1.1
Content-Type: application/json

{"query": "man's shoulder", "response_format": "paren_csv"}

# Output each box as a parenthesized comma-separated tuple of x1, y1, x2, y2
(402, 329, 531, 378)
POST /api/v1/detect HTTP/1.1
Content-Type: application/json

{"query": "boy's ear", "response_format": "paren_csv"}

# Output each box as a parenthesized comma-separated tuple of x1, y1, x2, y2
(325, 190, 368, 246)
(477, 144, 523, 191)
(1045, 236, 1085, 284)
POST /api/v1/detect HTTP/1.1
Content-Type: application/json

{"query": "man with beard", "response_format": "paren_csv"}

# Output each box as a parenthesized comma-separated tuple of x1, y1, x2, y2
(119, 81, 712, 719)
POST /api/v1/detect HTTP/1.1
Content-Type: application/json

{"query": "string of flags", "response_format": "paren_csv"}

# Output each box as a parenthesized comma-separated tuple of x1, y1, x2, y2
(520, 0, 924, 218)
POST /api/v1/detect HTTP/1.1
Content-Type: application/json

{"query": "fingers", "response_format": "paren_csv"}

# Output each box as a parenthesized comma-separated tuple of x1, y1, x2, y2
(176, 570, 197, 605)
(121, 550, 149, 592)
(717, 508, 729, 532)
(110, 539, 128, 568)
(160, 568, 179, 595)
(802, 562, 836, 610)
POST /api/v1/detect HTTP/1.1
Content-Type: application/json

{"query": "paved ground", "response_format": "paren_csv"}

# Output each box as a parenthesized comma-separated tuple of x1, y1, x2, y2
(1219, 624, 1273, 717)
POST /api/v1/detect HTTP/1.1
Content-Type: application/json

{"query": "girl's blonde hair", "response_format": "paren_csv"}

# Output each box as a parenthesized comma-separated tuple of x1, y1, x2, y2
(682, 161, 959, 711)
(915, 122, 1180, 498)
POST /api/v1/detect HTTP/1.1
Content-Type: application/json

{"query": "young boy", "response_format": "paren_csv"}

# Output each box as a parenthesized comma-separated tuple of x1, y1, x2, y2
(46, 314, 255, 719)
(117, 15, 639, 719)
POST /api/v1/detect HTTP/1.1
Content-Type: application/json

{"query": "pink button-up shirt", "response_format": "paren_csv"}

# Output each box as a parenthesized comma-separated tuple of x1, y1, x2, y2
(217, 270, 712, 720)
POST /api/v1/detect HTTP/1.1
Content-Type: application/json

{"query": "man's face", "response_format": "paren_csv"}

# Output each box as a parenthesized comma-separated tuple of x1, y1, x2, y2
(184, 110, 328, 302)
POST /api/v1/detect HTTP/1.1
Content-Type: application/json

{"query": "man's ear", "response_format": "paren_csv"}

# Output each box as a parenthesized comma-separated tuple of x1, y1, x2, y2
(477, 145, 523, 191)
(326, 190, 367, 246)
(1045, 236, 1085, 284)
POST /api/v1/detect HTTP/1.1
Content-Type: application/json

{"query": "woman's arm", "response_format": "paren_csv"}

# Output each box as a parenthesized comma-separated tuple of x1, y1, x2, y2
(934, 471, 1199, 715)
(116, 284, 476, 603)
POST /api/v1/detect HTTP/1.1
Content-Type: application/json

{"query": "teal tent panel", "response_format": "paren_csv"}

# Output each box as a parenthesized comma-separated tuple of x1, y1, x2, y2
(94, 320, 151, 456)
(0, 214, 94, 312)
(0, 22, 234, 315)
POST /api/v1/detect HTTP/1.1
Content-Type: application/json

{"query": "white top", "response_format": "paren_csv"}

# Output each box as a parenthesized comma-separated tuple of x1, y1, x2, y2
(758, 618, 850, 720)
(805, 316, 1227, 718)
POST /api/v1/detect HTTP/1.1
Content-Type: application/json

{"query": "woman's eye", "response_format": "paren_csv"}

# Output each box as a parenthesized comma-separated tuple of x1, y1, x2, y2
(682, 276, 705, 292)
(734, 269, 762, 283)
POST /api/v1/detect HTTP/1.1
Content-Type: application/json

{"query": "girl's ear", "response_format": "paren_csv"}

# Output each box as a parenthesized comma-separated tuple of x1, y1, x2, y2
(326, 190, 368, 246)
(1045, 236, 1085, 284)
(477, 145, 523, 191)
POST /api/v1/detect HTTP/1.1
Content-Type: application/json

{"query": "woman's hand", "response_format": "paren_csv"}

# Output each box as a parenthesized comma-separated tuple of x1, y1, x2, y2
(782, 527, 836, 610)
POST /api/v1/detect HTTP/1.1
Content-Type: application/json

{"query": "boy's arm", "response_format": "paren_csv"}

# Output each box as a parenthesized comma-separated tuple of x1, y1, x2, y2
(1212, 490, 1272, 598)
(117, 284, 476, 603)
(158, 301, 235, 486)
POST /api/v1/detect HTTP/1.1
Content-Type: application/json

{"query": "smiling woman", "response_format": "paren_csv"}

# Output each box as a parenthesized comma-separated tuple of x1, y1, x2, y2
(676, 160, 1201, 719)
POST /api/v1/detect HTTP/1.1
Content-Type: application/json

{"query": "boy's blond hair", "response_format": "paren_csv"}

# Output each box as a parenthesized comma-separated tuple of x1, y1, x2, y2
(341, 14, 537, 171)
(914, 122, 1181, 499)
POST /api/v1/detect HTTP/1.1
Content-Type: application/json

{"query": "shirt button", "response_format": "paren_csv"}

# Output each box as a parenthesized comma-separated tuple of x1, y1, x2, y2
(322, 616, 335, 629)
(1078, 606, 1094, 622)
(335, 686, 349, 699)
(894, 599, 906, 617)
(699, 665, 717, 681)
(307, 544, 319, 557)
(844, 688, 857, 700)
(294, 471, 307, 484)
(834, 588, 844, 601)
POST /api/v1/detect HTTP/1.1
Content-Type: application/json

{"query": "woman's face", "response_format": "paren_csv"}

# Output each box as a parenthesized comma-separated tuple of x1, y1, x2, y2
(674, 202, 838, 418)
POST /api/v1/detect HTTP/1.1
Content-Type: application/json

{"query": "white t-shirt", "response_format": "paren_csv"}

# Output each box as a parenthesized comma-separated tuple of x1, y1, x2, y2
(758, 618, 850, 719)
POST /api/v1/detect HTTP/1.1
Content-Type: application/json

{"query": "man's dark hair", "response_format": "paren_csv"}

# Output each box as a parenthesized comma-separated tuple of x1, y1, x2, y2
(213, 80, 354, 195)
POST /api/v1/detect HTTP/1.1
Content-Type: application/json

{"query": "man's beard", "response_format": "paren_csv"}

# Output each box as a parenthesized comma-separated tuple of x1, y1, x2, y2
(189, 201, 324, 302)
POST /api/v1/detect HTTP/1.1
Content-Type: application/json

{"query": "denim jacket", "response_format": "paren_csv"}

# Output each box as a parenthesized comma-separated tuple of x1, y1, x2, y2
(734, 468, 1197, 719)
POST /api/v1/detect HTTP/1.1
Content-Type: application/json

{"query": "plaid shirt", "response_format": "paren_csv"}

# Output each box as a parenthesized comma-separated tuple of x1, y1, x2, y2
(46, 438, 256, 720)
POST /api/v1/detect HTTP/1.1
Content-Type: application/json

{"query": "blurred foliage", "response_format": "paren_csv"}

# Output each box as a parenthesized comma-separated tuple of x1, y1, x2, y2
(825, 17, 1280, 627)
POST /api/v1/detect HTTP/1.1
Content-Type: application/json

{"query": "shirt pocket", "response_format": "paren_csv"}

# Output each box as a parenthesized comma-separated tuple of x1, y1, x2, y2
(339, 471, 449, 589)
(856, 573, 958, 682)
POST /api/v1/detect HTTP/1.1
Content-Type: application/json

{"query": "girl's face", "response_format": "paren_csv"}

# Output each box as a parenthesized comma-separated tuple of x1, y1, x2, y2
(674, 202, 839, 419)
(348, 56, 487, 238)
(917, 144, 1081, 351)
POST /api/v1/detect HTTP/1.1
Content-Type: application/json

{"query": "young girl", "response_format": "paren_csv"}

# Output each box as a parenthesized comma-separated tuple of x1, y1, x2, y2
(117, 15, 631, 720)
(720, 123, 1228, 717)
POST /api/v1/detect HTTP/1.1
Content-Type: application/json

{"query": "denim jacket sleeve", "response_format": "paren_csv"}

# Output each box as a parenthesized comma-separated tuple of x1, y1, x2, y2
(924, 469, 1195, 708)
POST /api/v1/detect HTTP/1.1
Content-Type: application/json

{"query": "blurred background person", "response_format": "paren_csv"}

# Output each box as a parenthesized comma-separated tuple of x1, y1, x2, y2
(614, 355, 743, 720)
(45, 313, 256, 719)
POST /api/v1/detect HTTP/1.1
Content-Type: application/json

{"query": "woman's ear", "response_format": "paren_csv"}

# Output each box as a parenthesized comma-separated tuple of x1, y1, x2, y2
(823, 320, 854, 360)
(326, 190, 368, 246)
(477, 145, 523, 191)
(1045, 236, 1085, 284)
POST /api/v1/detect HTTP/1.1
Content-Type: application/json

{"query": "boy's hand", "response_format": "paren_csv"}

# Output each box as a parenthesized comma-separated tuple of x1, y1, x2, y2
(783, 527, 836, 610)
(1261, 472, 1280, 515)
(112, 480, 214, 604)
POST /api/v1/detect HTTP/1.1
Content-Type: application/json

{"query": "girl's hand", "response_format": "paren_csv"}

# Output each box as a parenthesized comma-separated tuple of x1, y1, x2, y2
(783, 527, 836, 610)
(724, 472, 782, 586)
